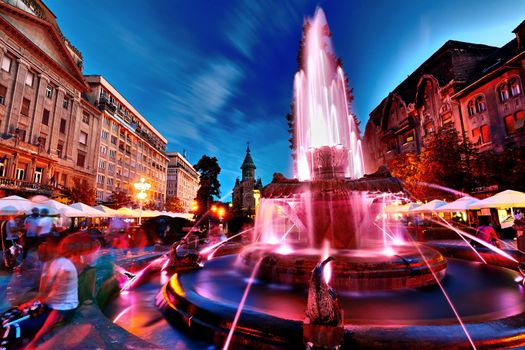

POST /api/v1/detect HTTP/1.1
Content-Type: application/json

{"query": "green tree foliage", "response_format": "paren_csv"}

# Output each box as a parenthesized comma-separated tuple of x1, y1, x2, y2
(194, 155, 221, 217)
(166, 196, 185, 213)
(107, 190, 132, 208)
(58, 178, 96, 205)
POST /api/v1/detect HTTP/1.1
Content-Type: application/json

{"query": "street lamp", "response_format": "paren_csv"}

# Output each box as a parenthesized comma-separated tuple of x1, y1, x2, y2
(134, 177, 151, 225)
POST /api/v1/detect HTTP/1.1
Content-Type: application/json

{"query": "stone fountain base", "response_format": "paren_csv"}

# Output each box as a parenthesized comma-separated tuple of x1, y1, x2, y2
(239, 244, 447, 291)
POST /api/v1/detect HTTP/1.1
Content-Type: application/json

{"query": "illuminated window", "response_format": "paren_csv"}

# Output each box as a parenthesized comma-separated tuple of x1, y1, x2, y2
(504, 115, 515, 135)
(498, 83, 509, 102)
(516, 111, 525, 130)
(467, 100, 475, 116)
(481, 125, 490, 144)
(472, 128, 481, 145)
(404, 132, 414, 144)
(475, 96, 486, 113)
(510, 78, 522, 97)
(0, 157, 7, 177)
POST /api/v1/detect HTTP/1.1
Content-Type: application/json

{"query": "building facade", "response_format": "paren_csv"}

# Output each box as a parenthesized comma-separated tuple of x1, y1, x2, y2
(0, 0, 99, 196)
(166, 152, 199, 212)
(363, 20, 525, 175)
(232, 146, 263, 216)
(83, 76, 168, 208)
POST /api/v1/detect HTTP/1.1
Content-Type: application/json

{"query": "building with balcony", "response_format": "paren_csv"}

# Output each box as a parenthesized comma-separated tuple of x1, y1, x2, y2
(166, 152, 199, 212)
(0, 0, 99, 197)
(83, 75, 168, 208)
(363, 19, 525, 174)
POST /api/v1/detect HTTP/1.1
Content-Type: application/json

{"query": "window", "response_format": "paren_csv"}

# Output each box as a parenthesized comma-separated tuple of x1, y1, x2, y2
(1, 56, 11, 72)
(481, 124, 490, 143)
(499, 83, 509, 102)
(510, 78, 522, 97)
(82, 112, 90, 124)
(109, 150, 116, 159)
(97, 174, 104, 185)
(59, 118, 66, 133)
(45, 86, 53, 99)
(15, 128, 26, 142)
(25, 71, 34, 87)
(79, 131, 88, 145)
(475, 96, 486, 113)
(101, 130, 108, 140)
(41, 109, 50, 126)
(403, 132, 414, 144)
(108, 163, 115, 172)
(100, 145, 107, 155)
(0, 84, 6, 105)
(467, 100, 475, 116)
(104, 117, 110, 126)
(61, 173, 67, 186)
(516, 111, 525, 131)
(34, 167, 43, 184)
(111, 122, 119, 132)
(20, 98, 30, 116)
(77, 152, 86, 167)
(0, 157, 7, 177)
(38, 134, 46, 147)
(57, 142, 64, 158)
(424, 122, 434, 135)
(15, 167, 25, 181)
(63, 97, 69, 109)
(504, 115, 515, 135)
(110, 135, 117, 145)
(107, 178, 114, 186)
(98, 160, 106, 169)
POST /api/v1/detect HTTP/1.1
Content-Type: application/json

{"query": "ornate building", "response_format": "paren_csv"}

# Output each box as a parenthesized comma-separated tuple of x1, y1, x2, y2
(166, 152, 199, 212)
(0, 0, 99, 196)
(232, 145, 263, 216)
(363, 19, 525, 175)
(83, 76, 169, 207)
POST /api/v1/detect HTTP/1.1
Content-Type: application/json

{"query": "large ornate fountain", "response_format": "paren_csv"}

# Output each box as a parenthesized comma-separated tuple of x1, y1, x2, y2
(156, 9, 525, 350)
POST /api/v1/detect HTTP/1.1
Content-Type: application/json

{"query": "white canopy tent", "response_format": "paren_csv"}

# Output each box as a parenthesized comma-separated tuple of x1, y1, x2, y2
(409, 199, 448, 214)
(30, 196, 84, 217)
(468, 190, 525, 209)
(69, 202, 110, 218)
(438, 197, 481, 212)
(383, 202, 420, 214)
(0, 195, 33, 215)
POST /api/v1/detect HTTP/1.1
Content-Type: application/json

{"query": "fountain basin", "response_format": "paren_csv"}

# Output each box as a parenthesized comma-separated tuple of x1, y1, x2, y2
(158, 255, 525, 349)
(239, 244, 447, 291)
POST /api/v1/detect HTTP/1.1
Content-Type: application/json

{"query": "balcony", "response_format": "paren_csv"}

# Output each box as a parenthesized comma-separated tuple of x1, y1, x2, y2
(97, 97, 117, 113)
(0, 177, 54, 196)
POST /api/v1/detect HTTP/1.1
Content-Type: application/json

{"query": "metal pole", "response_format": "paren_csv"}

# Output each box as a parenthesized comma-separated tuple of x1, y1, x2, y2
(138, 199, 143, 225)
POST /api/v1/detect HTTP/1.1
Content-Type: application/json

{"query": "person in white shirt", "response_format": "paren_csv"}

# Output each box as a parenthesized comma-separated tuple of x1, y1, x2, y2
(37, 208, 55, 240)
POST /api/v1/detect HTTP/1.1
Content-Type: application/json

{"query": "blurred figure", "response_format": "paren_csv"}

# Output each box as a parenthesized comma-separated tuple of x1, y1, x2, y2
(37, 208, 55, 240)
(22, 208, 40, 261)
(107, 217, 129, 249)
(474, 216, 502, 249)
(4, 214, 19, 248)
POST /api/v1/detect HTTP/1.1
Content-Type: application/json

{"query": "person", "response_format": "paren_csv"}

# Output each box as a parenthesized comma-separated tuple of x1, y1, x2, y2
(22, 208, 40, 261)
(474, 216, 502, 249)
(36, 208, 55, 241)
(4, 214, 19, 248)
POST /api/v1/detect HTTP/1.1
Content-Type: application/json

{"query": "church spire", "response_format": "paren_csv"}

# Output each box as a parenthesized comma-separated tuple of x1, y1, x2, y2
(241, 142, 256, 180)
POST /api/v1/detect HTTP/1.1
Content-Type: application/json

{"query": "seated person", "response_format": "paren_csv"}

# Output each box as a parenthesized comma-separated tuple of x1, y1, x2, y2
(5, 234, 84, 349)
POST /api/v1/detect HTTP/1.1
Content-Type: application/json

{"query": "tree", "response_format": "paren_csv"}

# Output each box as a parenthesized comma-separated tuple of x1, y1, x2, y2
(166, 196, 185, 213)
(107, 190, 131, 208)
(56, 178, 96, 205)
(194, 155, 221, 217)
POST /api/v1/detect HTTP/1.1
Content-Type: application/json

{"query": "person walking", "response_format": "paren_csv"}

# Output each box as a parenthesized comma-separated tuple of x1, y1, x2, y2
(22, 208, 40, 261)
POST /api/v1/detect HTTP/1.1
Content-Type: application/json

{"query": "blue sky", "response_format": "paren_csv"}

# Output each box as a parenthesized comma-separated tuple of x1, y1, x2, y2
(47, 0, 524, 200)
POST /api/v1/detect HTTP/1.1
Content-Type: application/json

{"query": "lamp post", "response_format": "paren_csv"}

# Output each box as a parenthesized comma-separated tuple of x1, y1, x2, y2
(134, 177, 151, 225)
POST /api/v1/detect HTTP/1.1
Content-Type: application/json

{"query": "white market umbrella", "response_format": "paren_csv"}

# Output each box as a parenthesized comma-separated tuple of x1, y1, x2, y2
(0, 204, 20, 216)
(439, 197, 481, 212)
(116, 207, 136, 218)
(409, 199, 447, 214)
(94, 205, 119, 216)
(0, 195, 33, 214)
(469, 190, 525, 209)
(30, 196, 84, 217)
(384, 202, 420, 214)
(163, 212, 194, 220)
(70, 202, 110, 218)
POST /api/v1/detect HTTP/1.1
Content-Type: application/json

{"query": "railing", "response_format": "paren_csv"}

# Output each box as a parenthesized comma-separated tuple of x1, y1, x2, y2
(0, 177, 54, 195)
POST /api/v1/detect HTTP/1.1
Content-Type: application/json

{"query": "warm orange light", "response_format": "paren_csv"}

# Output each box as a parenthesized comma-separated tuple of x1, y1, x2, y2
(218, 207, 225, 218)
(191, 200, 199, 212)
(211, 205, 218, 213)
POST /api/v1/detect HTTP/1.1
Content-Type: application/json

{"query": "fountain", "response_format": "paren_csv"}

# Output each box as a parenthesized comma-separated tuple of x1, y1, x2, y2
(104, 8, 525, 350)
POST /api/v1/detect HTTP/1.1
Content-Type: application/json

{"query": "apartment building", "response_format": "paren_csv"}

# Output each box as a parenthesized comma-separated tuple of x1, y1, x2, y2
(166, 152, 199, 212)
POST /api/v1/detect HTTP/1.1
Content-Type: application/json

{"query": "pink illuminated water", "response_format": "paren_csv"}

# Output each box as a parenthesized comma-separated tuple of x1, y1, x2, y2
(294, 8, 364, 181)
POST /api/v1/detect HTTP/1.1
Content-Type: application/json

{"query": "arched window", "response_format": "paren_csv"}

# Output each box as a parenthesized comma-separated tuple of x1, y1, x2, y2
(475, 96, 486, 113)
(499, 83, 509, 102)
(510, 78, 522, 97)
(467, 100, 476, 116)
(504, 115, 515, 135)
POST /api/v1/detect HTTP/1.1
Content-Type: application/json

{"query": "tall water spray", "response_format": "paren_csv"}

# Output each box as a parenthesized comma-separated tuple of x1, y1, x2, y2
(294, 9, 364, 181)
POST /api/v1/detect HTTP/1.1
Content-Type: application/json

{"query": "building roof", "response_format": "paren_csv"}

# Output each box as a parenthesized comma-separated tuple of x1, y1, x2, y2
(241, 145, 256, 170)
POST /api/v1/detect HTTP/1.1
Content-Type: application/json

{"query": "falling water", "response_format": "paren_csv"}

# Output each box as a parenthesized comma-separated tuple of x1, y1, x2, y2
(294, 8, 364, 181)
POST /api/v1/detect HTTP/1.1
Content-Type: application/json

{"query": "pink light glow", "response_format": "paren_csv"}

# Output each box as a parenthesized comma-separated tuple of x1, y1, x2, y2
(275, 244, 293, 255)
(294, 8, 364, 181)
(112, 305, 132, 323)
(322, 240, 332, 284)
(222, 259, 263, 350)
